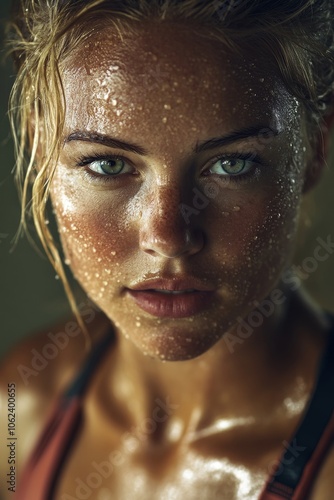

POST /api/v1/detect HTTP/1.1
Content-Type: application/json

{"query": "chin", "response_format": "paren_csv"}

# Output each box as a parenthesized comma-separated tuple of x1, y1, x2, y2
(125, 321, 224, 362)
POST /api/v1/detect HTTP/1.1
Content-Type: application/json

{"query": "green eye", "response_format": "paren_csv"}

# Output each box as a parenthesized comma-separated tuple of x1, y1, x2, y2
(89, 158, 125, 175)
(210, 158, 250, 176)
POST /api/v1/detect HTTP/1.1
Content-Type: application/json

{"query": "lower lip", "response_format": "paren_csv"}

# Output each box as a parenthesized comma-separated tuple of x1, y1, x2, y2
(126, 289, 215, 318)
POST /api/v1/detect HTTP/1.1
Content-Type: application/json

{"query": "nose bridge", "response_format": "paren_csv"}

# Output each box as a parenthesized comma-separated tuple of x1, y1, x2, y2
(139, 181, 203, 258)
(145, 182, 186, 233)
(156, 183, 182, 216)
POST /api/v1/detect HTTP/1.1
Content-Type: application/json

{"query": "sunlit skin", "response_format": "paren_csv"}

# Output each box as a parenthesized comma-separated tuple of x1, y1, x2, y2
(39, 21, 332, 499)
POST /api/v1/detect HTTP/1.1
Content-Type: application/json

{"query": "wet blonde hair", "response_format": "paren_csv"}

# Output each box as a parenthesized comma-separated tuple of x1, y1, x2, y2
(6, 0, 334, 348)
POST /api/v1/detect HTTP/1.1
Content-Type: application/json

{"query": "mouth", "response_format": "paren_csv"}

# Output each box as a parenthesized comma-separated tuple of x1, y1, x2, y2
(126, 277, 215, 318)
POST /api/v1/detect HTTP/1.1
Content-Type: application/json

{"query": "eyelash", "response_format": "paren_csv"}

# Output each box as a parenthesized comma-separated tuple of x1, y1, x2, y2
(204, 152, 264, 184)
(76, 153, 133, 184)
(75, 151, 264, 185)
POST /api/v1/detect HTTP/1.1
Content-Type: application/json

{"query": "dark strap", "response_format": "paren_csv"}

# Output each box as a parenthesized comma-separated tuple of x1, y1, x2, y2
(63, 329, 114, 401)
(265, 313, 334, 497)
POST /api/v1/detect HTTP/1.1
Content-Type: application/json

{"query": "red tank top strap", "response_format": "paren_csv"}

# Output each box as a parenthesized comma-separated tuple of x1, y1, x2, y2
(259, 314, 334, 499)
(259, 413, 334, 499)
(15, 396, 82, 499)
(15, 330, 114, 500)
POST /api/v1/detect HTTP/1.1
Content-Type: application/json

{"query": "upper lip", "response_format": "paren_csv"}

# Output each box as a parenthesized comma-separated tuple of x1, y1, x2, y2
(127, 276, 215, 292)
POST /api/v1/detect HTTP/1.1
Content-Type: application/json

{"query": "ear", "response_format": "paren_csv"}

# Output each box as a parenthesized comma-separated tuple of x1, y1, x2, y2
(302, 109, 334, 193)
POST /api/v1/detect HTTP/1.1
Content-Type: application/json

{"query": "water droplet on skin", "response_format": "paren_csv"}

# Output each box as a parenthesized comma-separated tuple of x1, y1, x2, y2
(95, 273, 100, 278)
(164, 104, 171, 110)
(111, 98, 117, 106)
(232, 206, 240, 212)
(45, 219, 50, 225)
(162, 117, 168, 123)
(136, 322, 141, 327)
(104, 269, 111, 274)
(92, 247, 97, 253)
(103, 281, 108, 286)
(111, 251, 116, 256)
(64, 258, 70, 266)
(116, 109, 122, 116)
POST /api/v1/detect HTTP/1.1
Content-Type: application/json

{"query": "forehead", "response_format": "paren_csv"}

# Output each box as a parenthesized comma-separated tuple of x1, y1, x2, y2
(60, 21, 298, 147)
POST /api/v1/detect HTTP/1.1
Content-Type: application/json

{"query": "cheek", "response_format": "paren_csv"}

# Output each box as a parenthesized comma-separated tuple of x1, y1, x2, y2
(202, 175, 302, 304)
(51, 172, 135, 302)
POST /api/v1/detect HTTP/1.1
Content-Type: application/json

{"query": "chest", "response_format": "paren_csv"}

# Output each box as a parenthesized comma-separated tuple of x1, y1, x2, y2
(54, 423, 273, 500)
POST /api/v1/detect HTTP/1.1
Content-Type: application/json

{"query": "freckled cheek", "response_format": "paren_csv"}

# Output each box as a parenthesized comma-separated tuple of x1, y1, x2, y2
(51, 183, 136, 297)
(206, 184, 300, 290)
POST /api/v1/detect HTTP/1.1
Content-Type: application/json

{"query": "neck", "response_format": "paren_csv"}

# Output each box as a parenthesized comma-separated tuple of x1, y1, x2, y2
(108, 288, 302, 443)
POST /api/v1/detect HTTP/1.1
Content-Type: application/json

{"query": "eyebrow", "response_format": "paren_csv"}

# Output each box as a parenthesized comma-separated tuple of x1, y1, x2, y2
(64, 125, 280, 156)
(194, 125, 280, 153)
(64, 131, 148, 155)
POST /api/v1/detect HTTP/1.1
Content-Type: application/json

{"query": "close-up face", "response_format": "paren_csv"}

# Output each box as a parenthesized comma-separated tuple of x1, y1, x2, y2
(51, 21, 311, 361)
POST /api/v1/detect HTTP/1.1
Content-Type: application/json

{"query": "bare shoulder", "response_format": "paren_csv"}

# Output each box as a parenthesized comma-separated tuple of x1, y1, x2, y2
(309, 443, 334, 499)
(0, 310, 110, 496)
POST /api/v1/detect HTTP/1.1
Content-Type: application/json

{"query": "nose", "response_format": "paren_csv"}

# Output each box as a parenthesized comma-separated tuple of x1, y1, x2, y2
(139, 185, 204, 258)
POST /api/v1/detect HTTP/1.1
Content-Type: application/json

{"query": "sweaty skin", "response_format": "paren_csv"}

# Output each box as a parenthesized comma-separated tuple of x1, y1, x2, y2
(44, 21, 332, 499)
(55, 23, 307, 361)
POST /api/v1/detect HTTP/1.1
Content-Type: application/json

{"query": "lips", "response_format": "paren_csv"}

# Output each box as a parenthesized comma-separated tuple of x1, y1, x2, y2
(126, 277, 215, 318)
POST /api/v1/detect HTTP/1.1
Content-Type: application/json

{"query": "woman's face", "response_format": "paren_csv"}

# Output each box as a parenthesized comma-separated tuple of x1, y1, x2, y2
(51, 21, 310, 360)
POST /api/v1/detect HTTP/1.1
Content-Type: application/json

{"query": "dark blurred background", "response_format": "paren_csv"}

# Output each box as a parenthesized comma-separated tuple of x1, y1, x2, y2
(0, 0, 72, 357)
(0, 0, 334, 358)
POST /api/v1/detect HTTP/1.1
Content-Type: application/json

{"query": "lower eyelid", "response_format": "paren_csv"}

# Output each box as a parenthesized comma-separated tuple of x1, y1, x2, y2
(82, 169, 116, 183)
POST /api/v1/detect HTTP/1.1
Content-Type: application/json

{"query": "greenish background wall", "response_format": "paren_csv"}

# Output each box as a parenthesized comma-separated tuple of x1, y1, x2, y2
(0, 1, 333, 358)
(0, 0, 72, 358)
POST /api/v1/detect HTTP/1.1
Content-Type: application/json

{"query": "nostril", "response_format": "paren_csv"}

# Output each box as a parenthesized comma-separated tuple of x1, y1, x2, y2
(139, 224, 204, 258)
